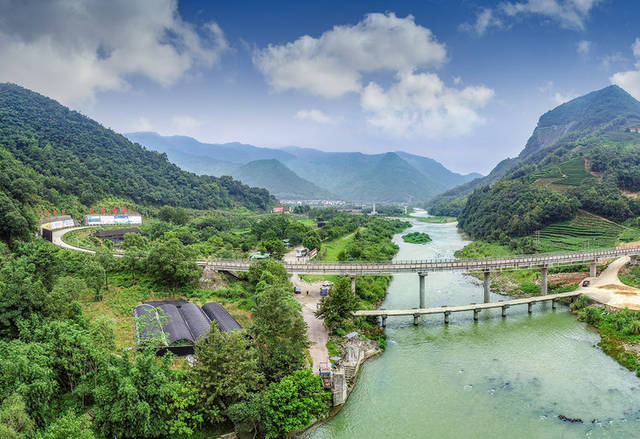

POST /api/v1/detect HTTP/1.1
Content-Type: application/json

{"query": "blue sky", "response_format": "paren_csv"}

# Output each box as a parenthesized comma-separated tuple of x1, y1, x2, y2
(1, 0, 640, 174)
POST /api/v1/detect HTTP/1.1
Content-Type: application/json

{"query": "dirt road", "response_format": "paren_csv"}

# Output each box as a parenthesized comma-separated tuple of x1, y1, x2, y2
(580, 256, 640, 310)
(291, 273, 329, 374)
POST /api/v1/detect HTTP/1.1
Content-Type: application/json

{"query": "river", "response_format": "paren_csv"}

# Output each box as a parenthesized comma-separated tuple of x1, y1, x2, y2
(308, 211, 640, 438)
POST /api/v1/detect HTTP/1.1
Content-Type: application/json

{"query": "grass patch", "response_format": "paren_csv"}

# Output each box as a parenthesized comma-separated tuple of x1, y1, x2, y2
(320, 229, 360, 261)
(619, 265, 640, 289)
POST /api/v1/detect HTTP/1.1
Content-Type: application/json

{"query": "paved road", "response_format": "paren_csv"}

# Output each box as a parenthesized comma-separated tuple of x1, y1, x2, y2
(51, 226, 96, 253)
(291, 274, 329, 374)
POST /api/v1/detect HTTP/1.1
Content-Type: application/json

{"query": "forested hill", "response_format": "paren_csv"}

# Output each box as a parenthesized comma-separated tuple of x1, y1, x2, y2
(452, 85, 640, 241)
(0, 83, 275, 242)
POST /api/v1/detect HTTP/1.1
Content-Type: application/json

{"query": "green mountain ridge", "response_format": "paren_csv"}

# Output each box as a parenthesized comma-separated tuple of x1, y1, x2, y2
(428, 85, 640, 217)
(0, 83, 274, 242)
(446, 84, 640, 242)
(127, 132, 481, 203)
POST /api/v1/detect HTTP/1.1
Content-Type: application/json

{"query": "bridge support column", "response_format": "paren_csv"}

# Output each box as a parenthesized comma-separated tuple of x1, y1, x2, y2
(483, 270, 491, 303)
(540, 266, 548, 295)
(502, 305, 509, 318)
(444, 311, 451, 325)
(419, 272, 427, 308)
(413, 314, 419, 326)
(381, 315, 387, 328)
(350, 275, 356, 293)
(473, 308, 480, 321)
(552, 299, 557, 310)
(590, 260, 597, 278)
(528, 302, 533, 314)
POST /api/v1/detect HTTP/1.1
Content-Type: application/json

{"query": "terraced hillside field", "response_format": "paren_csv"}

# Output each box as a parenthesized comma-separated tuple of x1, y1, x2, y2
(534, 210, 640, 252)
(531, 157, 594, 190)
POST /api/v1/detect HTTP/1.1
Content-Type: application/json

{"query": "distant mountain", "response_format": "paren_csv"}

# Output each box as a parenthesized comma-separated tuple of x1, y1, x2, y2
(232, 159, 337, 200)
(127, 133, 481, 203)
(429, 85, 640, 217)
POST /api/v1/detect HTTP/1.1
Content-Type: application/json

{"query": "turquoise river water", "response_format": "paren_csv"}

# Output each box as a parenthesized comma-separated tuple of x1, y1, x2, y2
(307, 211, 640, 438)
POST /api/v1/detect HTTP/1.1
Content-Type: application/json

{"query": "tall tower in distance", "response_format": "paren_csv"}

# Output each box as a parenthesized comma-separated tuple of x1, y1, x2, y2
(372, 203, 377, 215)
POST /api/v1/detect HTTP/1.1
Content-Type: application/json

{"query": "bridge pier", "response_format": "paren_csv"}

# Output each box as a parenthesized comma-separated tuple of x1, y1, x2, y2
(540, 266, 548, 295)
(381, 315, 387, 328)
(419, 272, 427, 308)
(413, 314, 419, 325)
(444, 311, 451, 324)
(473, 308, 480, 321)
(589, 260, 597, 277)
(350, 275, 356, 293)
(502, 304, 509, 317)
(552, 298, 557, 310)
(528, 302, 533, 314)
(483, 270, 491, 303)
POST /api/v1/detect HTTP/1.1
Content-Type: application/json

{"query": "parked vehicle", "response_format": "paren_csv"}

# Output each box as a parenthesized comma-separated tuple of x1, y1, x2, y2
(320, 286, 328, 296)
(294, 287, 302, 294)
(322, 280, 334, 287)
(582, 280, 590, 287)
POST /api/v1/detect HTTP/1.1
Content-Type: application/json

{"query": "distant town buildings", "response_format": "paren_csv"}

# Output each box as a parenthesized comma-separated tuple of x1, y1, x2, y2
(628, 127, 640, 133)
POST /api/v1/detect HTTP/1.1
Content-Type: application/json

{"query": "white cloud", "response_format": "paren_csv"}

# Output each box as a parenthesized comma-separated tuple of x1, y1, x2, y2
(253, 12, 447, 98)
(610, 38, 640, 100)
(172, 115, 205, 131)
(463, 0, 601, 36)
(130, 117, 153, 132)
(453, 76, 463, 85)
(294, 109, 333, 124)
(360, 71, 494, 138)
(0, 0, 228, 104)
(577, 40, 591, 55)
(459, 8, 503, 36)
(553, 92, 578, 105)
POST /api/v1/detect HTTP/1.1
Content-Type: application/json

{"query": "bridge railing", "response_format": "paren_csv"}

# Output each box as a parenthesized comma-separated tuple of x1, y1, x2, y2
(204, 245, 640, 271)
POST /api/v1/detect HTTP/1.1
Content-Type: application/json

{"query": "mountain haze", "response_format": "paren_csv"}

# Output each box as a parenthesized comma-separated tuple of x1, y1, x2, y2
(127, 132, 481, 203)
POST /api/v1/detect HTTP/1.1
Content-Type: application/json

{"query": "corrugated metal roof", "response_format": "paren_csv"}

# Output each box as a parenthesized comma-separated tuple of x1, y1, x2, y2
(202, 302, 242, 332)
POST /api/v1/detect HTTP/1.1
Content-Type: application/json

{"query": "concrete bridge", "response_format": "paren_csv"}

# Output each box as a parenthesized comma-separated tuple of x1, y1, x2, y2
(207, 246, 640, 306)
(353, 291, 582, 326)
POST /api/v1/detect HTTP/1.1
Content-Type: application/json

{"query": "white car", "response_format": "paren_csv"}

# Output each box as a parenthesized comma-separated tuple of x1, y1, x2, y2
(322, 281, 334, 287)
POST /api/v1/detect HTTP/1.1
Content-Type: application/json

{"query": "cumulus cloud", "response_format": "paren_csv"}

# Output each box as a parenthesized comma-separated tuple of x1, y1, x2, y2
(462, 0, 601, 35)
(253, 12, 447, 98)
(553, 91, 578, 105)
(577, 40, 591, 55)
(360, 71, 494, 138)
(255, 13, 494, 138)
(294, 109, 333, 124)
(610, 38, 640, 100)
(0, 0, 228, 104)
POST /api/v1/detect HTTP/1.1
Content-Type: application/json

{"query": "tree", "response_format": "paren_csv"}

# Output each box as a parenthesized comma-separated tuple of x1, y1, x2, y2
(251, 284, 309, 381)
(192, 328, 264, 423)
(0, 257, 46, 337)
(228, 369, 329, 439)
(94, 248, 116, 291)
(84, 260, 105, 301)
(302, 231, 321, 252)
(0, 394, 35, 439)
(145, 238, 200, 289)
(260, 239, 286, 260)
(35, 411, 95, 439)
(94, 350, 198, 439)
(247, 260, 289, 287)
(316, 277, 360, 329)
(158, 206, 189, 225)
(44, 276, 87, 320)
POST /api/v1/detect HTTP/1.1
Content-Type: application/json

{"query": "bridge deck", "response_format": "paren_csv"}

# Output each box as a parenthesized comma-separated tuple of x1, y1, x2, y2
(352, 291, 581, 317)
